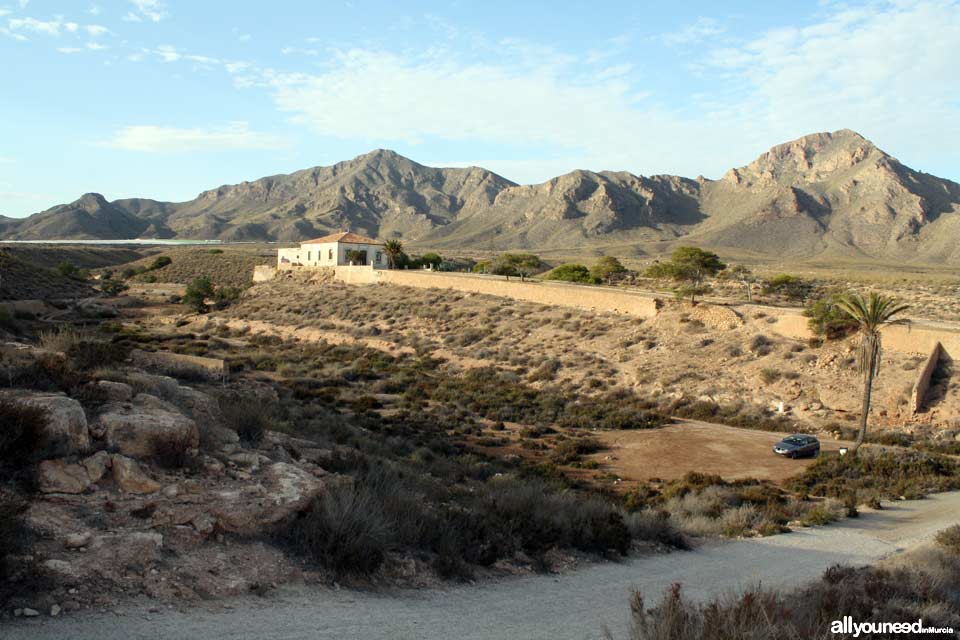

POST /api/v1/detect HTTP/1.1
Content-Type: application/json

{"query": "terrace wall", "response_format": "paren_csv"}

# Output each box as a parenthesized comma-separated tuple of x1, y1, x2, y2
(256, 264, 960, 355)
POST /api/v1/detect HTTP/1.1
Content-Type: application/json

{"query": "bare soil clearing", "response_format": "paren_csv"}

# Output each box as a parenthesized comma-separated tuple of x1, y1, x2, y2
(8, 491, 960, 640)
(593, 420, 851, 483)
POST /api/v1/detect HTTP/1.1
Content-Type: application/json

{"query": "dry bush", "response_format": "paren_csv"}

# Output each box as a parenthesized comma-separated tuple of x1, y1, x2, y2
(283, 481, 392, 575)
(936, 525, 960, 555)
(608, 550, 960, 640)
(220, 395, 274, 446)
(0, 398, 49, 467)
(152, 431, 196, 469)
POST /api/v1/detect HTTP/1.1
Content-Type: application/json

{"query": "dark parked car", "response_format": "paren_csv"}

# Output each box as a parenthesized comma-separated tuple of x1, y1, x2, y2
(773, 434, 820, 458)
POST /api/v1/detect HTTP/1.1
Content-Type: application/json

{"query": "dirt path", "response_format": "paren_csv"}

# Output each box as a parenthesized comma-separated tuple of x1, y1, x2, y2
(8, 491, 960, 640)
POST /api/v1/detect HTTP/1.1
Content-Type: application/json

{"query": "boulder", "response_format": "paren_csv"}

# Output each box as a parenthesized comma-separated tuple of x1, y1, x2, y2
(173, 386, 221, 426)
(210, 462, 331, 534)
(3, 392, 90, 457)
(37, 459, 91, 494)
(81, 451, 112, 483)
(111, 455, 161, 494)
(63, 532, 93, 549)
(93, 380, 133, 402)
(97, 393, 198, 458)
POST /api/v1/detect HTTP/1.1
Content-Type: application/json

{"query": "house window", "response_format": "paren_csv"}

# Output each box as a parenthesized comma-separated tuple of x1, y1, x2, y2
(328, 248, 333, 260)
(307, 251, 311, 261)
(375, 251, 382, 263)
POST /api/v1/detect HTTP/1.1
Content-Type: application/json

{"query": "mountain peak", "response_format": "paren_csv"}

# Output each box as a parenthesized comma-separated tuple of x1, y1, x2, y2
(723, 129, 888, 186)
(74, 192, 110, 209)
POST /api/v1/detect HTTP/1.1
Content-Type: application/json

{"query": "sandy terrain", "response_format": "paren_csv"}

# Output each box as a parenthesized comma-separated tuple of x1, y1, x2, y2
(592, 420, 851, 483)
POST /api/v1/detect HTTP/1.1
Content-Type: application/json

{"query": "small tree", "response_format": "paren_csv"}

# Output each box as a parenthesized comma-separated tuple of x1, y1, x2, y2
(545, 264, 596, 284)
(383, 240, 406, 270)
(763, 274, 813, 302)
(183, 277, 214, 314)
(722, 264, 756, 302)
(491, 253, 542, 281)
(472, 260, 492, 274)
(644, 246, 725, 303)
(591, 256, 627, 283)
(835, 292, 910, 453)
(804, 292, 859, 340)
(415, 252, 443, 270)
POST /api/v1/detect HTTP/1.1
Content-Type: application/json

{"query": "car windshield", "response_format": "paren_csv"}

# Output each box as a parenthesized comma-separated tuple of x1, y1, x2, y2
(783, 437, 806, 445)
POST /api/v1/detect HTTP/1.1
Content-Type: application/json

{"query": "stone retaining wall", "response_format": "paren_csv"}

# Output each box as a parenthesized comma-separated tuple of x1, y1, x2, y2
(911, 342, 943, 413)
(371, 269, 662, 318)
(256, 265, 960, 355)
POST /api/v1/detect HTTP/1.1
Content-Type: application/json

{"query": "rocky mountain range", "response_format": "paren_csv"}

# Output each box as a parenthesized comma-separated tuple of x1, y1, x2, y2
(3, 129, 959, 263)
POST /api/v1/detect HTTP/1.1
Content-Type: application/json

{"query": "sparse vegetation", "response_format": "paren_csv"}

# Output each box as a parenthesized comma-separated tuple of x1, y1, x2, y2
(220, 395, 273, 446)
(786, 449, 960, 500)
(644, 246, 725, 303)
(762, 273, 813, 301)
(610, 550, 960, 640)
(935, 525, 960, 555)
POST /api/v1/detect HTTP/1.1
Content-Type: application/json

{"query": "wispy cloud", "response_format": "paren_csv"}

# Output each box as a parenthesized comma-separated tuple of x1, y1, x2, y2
(661, 17, 725, 45)
(124, 0, 168, 23)
(7, 16, 66, 36)
(100, 122, 291, 152)
(235, 1, 960, 182)
(3, 14, 111, 43)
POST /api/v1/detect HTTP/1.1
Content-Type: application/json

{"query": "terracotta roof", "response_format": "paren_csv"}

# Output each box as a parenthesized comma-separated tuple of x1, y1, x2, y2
(302, 231, 383, 245)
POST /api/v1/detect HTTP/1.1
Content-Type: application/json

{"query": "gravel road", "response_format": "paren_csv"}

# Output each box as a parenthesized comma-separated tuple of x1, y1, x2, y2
(7, 491, 960, 640)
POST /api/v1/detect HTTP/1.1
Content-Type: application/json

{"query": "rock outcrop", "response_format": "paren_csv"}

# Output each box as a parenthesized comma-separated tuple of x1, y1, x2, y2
(96, 393, 199, 459)
(3, 392, 90, 457)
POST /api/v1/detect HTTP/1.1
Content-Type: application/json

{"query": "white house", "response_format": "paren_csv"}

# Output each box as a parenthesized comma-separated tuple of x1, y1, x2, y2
(277, 231, 385, 269)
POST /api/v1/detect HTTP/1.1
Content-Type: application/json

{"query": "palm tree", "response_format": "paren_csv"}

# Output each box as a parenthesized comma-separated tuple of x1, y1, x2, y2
(383, 240, 404, 269)
(835, 292, 910, 453)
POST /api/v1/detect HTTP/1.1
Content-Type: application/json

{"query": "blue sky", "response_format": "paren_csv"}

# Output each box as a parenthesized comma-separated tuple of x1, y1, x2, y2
(1, 0, 959, 217)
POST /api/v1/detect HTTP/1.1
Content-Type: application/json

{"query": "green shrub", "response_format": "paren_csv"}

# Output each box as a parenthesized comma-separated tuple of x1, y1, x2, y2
(183, 276, 214, 313)
(786, 450, 960, 499)
(614, 556, 960, 640)
(149, 256, 172, 270)
(544, 264, 597, 284)
(591, 256, 627, 283)
(283, 482, 391, 575)
(800, 504, 837, 526)
(763, 274, 813, 301)
(549, 437, 602, 465)
(804, 292, 858, 339)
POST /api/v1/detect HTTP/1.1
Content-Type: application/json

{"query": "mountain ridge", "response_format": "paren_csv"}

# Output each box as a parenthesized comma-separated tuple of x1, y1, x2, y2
(4, 130, 960, 264)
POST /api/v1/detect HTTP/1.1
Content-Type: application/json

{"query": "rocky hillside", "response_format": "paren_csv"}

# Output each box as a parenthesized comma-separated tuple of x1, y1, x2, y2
(4, 130, 959, 263)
